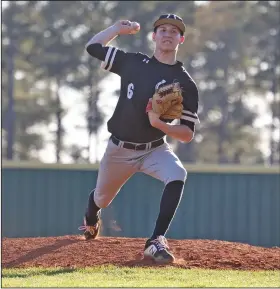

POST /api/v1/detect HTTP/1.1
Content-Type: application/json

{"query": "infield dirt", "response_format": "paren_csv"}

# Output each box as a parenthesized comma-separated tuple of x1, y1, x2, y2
(2, 236, 280, 270)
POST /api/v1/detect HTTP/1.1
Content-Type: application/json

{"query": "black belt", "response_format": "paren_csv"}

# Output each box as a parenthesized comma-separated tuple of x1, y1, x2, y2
(111, 135, 164, 151)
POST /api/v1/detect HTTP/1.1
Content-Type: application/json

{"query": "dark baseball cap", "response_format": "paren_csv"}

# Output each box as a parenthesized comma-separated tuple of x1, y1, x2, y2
(153, 14, 186, 35)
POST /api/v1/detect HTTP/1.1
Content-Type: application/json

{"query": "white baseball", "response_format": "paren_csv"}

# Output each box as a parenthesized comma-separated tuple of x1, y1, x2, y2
(131, 22, 140, 33)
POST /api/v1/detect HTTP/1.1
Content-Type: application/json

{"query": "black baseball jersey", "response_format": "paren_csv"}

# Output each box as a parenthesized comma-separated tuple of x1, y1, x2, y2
(86, 43, 199, 143)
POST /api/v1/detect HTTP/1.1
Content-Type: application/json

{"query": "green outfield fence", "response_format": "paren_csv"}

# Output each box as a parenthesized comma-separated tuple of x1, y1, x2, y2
(2, 161, 280, 247)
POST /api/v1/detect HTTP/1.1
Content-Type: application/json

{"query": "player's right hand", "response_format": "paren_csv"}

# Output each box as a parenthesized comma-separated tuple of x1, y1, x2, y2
(113, 20, 140, 35)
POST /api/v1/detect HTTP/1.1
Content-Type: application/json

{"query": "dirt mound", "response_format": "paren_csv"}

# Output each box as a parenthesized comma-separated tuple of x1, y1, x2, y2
(2, 236, 280, 270)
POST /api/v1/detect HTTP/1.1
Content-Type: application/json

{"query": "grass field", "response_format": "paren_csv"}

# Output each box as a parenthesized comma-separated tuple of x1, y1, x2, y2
(2, 265, 280, 287)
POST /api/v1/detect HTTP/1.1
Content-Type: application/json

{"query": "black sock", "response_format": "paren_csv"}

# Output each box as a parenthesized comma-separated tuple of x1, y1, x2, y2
(85, 190, 101, 225)
(151, 180, 185, 240)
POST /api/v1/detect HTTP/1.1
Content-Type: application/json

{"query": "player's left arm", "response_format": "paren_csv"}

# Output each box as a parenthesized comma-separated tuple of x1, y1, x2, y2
(149, 80, 199, 143)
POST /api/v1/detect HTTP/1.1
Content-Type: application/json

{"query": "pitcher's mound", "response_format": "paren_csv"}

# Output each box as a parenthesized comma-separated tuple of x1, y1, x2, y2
(2, 236, 280, 270)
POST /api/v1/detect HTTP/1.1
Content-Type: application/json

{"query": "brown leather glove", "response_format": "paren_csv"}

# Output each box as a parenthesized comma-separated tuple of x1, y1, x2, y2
(150, 82, 183, 119)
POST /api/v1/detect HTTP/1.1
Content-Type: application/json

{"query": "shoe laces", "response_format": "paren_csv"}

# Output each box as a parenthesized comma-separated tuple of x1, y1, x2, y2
(78, 221, 98, 235)
(152, 236, 169, 251)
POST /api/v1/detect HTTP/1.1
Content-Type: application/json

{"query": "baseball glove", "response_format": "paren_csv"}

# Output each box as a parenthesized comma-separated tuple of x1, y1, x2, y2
(161, 102, 183, 119)
(147, 82, 183, 119)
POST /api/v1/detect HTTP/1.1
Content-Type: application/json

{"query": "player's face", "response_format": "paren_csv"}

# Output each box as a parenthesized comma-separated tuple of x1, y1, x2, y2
(153, 24, 184, 52)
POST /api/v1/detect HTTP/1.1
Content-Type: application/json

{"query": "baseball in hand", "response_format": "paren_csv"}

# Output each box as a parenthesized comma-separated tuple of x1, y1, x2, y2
(131, 22, 140, 34)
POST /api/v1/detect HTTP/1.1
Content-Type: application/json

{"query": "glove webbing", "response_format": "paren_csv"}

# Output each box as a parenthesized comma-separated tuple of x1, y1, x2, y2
(158, 87, 174, 96)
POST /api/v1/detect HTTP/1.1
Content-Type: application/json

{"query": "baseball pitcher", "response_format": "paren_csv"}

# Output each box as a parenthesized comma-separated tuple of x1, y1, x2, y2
(79, 14, 200, 264)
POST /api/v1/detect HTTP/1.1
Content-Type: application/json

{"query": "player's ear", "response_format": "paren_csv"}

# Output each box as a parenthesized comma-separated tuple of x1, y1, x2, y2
(152, 32, 156, 42)
(179, 35, 185, 44)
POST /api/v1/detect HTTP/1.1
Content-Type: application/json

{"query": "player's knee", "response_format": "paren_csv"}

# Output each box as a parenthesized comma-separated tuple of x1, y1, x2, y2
(176, 166, 187, 182)
(166, 165, 187, 184)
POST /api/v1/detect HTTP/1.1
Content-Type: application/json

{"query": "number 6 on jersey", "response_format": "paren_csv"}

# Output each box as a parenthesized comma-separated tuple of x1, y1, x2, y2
(127, 83, 134, 99)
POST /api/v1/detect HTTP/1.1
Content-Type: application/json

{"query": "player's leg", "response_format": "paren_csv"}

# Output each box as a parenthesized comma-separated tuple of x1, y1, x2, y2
(139, 142, 187, 263)
(80, 138, 137, 240)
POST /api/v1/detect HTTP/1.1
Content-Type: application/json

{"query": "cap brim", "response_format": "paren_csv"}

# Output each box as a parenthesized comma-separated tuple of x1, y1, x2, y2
(154, 19, 185, 34)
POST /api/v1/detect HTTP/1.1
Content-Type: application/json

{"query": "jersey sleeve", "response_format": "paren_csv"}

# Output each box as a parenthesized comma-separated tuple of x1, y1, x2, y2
(180, 80, 200, 131)
(86, 43, 130, 76)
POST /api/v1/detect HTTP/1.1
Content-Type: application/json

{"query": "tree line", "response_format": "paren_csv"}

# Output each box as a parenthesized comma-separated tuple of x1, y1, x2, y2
(2, 1, 279, 164)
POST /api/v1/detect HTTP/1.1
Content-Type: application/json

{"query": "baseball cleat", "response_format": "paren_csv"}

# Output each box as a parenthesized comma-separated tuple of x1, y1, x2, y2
(78, 216, 101, 240)
(143, 235, 175, 264)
